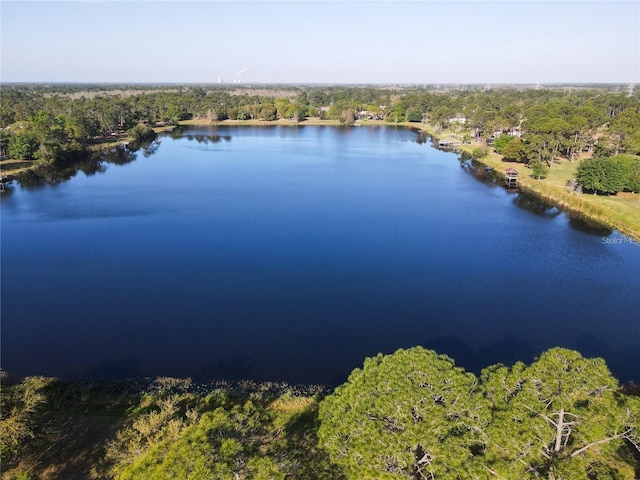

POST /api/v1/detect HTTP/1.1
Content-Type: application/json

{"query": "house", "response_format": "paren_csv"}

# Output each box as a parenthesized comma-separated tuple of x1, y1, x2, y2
(448, 115, 467, 124)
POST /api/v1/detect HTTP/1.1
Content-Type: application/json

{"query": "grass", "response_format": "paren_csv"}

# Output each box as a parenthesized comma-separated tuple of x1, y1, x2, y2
(432, 131, 640, 241)
(1, 125, 174, 178)
(0, 159, 38, 176)
(1, 377, 336, 480)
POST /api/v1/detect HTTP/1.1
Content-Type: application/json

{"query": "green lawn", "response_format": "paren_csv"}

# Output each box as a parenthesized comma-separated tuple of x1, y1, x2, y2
(429, 128, 640, 241)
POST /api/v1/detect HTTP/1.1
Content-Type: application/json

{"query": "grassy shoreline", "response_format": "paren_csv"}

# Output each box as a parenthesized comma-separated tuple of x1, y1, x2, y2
(2, 119, 638, 241)
(410, 123, 639, 241)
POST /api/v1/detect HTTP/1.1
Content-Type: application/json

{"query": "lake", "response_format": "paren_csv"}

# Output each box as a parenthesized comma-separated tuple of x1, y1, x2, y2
(2, 126, 639, 385)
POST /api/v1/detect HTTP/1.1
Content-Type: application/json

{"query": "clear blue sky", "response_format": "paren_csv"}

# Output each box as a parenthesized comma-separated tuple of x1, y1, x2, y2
(1, 1, 638, 84)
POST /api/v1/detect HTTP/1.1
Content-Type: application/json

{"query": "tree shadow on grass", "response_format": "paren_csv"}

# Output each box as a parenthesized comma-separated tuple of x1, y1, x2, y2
(284, 406, 347, 480)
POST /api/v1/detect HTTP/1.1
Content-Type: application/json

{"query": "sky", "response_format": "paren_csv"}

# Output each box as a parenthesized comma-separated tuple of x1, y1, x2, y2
(1, 0, 639, 84)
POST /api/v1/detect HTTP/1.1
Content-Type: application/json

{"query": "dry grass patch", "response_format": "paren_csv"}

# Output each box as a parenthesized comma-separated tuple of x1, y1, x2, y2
(269, 395, 316, 415)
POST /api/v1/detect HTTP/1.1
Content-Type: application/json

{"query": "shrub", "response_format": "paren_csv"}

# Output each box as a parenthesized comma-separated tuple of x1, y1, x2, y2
(577, 156, 627, 194)
(472, 146, 488, 158)
(127, 124, 155, 142)
(493, 134, 516, 153)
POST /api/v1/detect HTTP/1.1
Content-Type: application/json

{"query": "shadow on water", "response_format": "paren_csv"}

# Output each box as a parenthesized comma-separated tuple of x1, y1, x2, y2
(512, 192, 563, 218)
(574, 334, 640, 383)
(422, 335, 535, 375)
(567, 216, 613, 237)
(193, 356, 254, 383)
(457, 155, 500, 188)
(83, 358, 140, 380)
(15, 156, 107, 188)
(450, 147, 616, 239)
(422, 334, 636, 383)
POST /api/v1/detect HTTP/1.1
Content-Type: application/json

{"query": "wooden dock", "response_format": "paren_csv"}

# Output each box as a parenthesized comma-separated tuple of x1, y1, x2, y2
(504, 168, 519, 188)
(1, 172, 13, 192)
(438, 139, 462, 148)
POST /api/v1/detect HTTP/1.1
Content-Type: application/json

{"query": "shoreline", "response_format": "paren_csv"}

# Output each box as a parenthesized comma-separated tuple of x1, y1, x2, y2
(448, 138, 640, 242)
(357, 120, 640, 242)
(3, 119, 638, 241)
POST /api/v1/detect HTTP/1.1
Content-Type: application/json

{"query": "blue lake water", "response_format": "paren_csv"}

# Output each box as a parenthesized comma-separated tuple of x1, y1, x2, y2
(2, 126, 639, 384)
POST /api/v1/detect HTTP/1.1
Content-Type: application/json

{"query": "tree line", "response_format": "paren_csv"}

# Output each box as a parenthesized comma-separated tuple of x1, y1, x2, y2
(1, 84, 639, 193)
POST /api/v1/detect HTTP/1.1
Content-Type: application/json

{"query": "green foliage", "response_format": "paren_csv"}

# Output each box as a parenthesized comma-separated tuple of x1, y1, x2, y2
(2, 348, 638, 480)
(0, 373, 51, 463)
(318, 348, 487, 479)
(285, 103, 307, 122)
(1, 84, 638, 171)
(493, 133, 516, 153)
(318, 348, 640, 480)
(472, 146, 488, 159)
(388, 104, 406, 124)
(577, 156, 627, 194)
(530, 159, 549, 179)
(406, 108, 423, 123)
(127, 124, 156, 142)
(260, 102, 277, 121)
(481, 348, 640, 479)
(274, 98, 290, 120)
(501, 136, 529, 163)
(611, 109, 640, 154)
(612, 154, 640, 192)
(8, 130, 39, 160)
(115, 404, 270, 480)
(105, 381, 341, 480)
(0, 129, 11, 157)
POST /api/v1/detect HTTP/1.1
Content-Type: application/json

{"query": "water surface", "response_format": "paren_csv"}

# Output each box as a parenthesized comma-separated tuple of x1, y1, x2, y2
(2, 126, 639, 384)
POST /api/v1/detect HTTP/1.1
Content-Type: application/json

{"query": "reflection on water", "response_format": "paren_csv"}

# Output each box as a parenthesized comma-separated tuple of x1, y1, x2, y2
(184, 134, 232, 144)
(194, 356, 254, 383)
(13, 138, 159, 189)
(512, 193, 562, 218)
(567, 216, 613, 237)
(457, 158, 500, 188)
(83, 357, 140, 380)
(424, 334, 640, 384)
(2, 126, 639, 385)
(423, 335, 535, 374)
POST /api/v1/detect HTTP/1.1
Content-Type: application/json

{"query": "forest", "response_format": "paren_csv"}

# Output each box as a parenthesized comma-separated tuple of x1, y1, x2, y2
(2, 348, 639, 479)
(1, 84, 639, 197)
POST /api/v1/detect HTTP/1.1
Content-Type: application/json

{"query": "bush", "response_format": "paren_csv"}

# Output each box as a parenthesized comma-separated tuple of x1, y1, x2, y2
(406, 108, 423, 123)
(1, 375, 51, 464)
(127, 124, 155, 142)
(612, 154, 640, 192)
(8, 131, 39, 160)
(500, 137, 529, 163)
(493, 134, 516, 153)
(472, 146, 488, 158)
(577, 156, 627, 194)
(530, 159, 549, 179)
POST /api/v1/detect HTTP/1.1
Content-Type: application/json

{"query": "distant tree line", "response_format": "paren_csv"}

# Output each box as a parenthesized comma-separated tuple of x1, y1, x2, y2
(1, 84, 639, 194)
